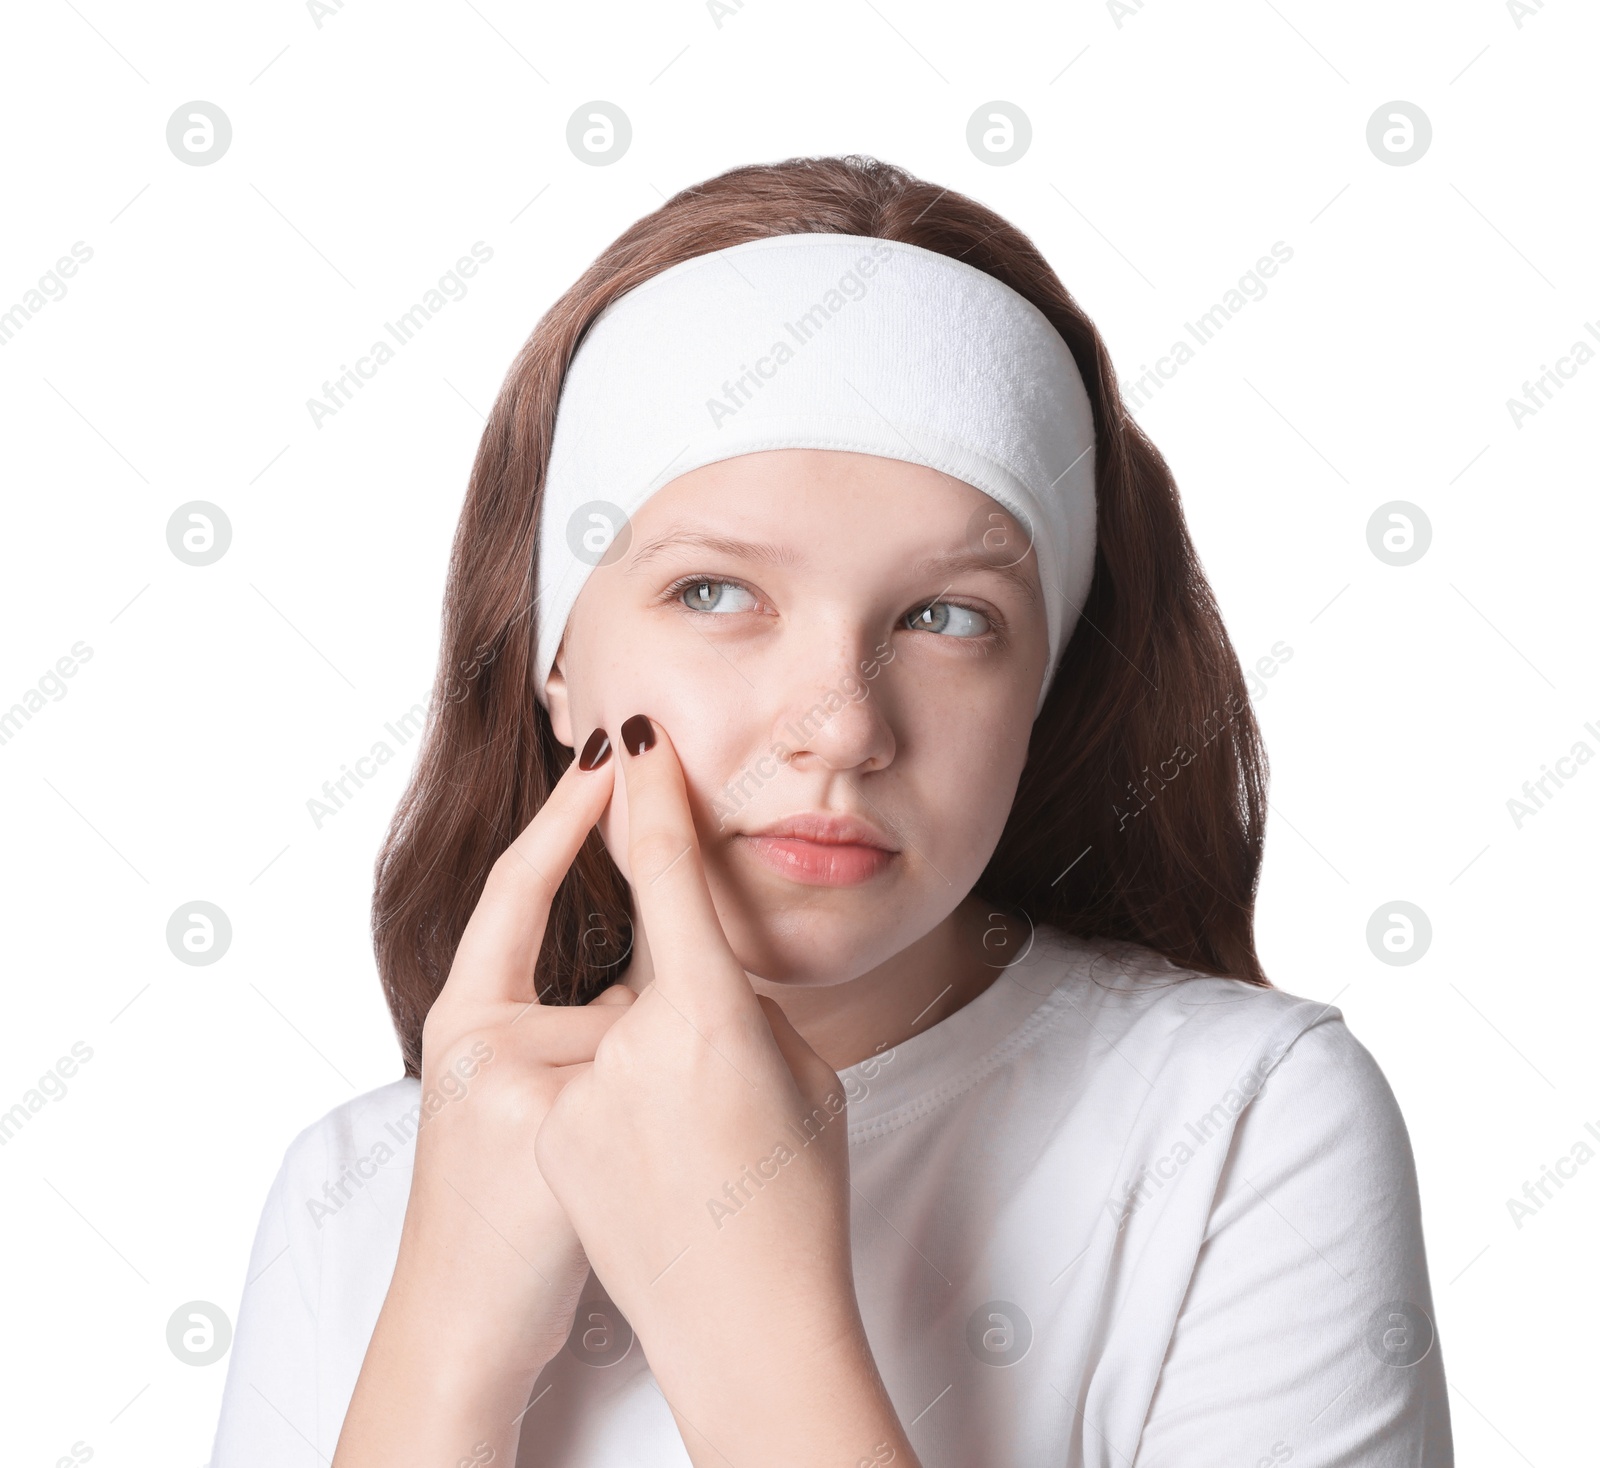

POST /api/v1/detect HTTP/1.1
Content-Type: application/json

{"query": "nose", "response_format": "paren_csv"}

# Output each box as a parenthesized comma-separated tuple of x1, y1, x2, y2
(772, 631, 896, 776)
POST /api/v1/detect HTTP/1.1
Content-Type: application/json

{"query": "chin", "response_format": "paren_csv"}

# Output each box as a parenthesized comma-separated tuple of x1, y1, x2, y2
(714, 891, 928, 990)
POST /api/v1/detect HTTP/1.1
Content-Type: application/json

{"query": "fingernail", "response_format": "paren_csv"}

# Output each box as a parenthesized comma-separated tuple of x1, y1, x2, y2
(620, 714, 655, 756)
(578, 728, 612, 770)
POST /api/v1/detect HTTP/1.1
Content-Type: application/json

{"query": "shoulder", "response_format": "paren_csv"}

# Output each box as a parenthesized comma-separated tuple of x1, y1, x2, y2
(1036, 928, 1348, 1071)
(278, 1075, 424, 1180)
(270, 1076, 424, 1243)
(1086, 951, 1450, 1461)
(1210, 1008, 1422, 1236)
(1030, 928, 1412, 1171)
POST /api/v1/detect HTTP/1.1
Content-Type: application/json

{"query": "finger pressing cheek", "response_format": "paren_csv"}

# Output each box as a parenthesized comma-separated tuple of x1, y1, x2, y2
(597, 741, 634, 883)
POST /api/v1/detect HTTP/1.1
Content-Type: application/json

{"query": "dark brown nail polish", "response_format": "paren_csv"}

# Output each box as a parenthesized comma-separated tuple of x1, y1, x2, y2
(620, 714, 655, 756)
(578, 728, 611, 770)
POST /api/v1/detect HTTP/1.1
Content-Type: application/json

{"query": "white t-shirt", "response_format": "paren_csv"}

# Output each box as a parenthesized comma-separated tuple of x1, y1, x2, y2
(210, 927, 1453, 1466)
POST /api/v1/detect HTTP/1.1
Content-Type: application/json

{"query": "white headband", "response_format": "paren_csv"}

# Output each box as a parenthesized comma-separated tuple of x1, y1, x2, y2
(533, 232, 1097, 716)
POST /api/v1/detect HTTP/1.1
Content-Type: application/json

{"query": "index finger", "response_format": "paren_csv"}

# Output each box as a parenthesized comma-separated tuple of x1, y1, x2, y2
(444, 733, 617, 1007)
(615, 715, 753, 1023)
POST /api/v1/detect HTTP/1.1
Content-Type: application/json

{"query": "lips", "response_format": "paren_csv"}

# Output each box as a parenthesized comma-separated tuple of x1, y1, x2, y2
(737, 812, 899, 887)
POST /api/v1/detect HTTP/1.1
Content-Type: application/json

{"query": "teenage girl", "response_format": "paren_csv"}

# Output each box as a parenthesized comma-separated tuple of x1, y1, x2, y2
(211, 154, 1451, 1468)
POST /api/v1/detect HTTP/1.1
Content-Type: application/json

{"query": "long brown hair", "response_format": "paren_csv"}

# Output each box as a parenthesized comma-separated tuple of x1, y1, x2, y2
(372, 154, 1270, 1077)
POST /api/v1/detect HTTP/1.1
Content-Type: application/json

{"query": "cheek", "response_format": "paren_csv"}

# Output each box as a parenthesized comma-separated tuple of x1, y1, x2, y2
(910, 685, 1034, 864)
(592, 653, 757, 876)
(947, 750, 1025, 858)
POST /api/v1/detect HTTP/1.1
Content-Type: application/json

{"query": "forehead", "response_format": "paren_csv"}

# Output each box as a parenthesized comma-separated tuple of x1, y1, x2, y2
(619, 449, 1042, 603)
(632, 448, 999, 543)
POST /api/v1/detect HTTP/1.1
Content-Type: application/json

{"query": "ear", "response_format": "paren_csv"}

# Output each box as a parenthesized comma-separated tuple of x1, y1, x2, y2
(545, 642, 574, 748)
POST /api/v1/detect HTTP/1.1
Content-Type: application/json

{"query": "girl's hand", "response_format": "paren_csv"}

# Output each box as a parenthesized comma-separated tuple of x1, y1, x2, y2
(334, 737, 634, 1466)
(534, 717, 916, 1467)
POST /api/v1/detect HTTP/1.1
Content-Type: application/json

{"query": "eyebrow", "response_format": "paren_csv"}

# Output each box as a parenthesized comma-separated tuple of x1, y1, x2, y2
(625, 530, 800, 574)
(906, 550, 1043, 608)
(626, 529, 1041, 606)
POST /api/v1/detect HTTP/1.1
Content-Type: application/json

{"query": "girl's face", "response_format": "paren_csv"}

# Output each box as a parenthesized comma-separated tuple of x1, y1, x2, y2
(545, 449, 1050, 988)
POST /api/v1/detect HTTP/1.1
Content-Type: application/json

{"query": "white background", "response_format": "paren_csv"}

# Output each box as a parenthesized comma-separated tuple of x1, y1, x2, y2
(1, 0, 1594, 1463)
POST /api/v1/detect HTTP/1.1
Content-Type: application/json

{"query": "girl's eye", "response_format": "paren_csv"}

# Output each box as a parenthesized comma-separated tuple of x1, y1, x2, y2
(904, 601, 991, 638)
(679, 579, 759, 614)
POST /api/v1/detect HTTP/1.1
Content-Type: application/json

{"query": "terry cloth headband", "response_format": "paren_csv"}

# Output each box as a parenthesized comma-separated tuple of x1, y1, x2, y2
(532, 232, 1097, 717)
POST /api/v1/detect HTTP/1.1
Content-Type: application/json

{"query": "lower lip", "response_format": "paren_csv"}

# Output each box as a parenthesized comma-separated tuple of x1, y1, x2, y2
(741, 835, 896, 887)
